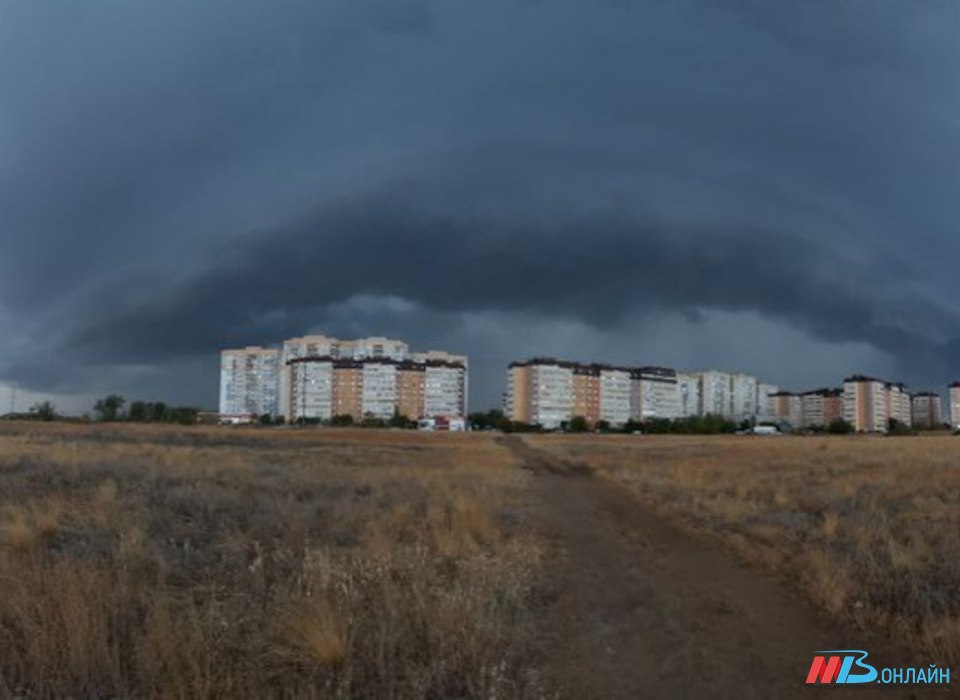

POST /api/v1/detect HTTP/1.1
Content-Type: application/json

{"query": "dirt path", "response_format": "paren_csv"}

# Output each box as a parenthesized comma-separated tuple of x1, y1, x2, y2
(499, 437, 914, 699)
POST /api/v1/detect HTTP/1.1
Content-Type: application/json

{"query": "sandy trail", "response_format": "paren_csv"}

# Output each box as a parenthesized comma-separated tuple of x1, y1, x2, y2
(499, 437, 915, 699)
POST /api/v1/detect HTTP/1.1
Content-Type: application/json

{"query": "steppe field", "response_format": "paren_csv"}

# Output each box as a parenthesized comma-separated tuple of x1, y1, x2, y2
(0, 423, 956, 698)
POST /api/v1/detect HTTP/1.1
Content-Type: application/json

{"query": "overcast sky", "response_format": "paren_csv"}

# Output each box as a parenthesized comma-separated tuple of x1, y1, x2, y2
(2, 0, 959, 412)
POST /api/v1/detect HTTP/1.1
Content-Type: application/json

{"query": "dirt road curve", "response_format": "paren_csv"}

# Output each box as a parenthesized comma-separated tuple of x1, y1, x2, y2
(498, 437, 917, 699)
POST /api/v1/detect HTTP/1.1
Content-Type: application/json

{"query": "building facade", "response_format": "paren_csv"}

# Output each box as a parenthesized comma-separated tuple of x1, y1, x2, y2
(633, 367, 681, 421)
(505, 359, 682, 429)
(286, 356, 466, 423)
(600, 368, 633, 426)
(219, 347, 281, 418)
(885, 383, 912, 427)
(572, 365, 601, 425)
(842, 376, 889, 433)
(800, 389, 842, 429)
(729, 373, 759, 422)
(756, 383, 779, 422)
(677, 372, 702, 418)
(911, 392, 942, 429)
(223, 334, 466, 422)
(698, 370, 731, 417)
(951, 383, 960, 431)
(771, 391, 803, 429)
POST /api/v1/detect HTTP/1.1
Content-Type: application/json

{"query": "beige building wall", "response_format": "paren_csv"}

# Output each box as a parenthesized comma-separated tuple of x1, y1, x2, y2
(823, 393, 842, 425)
(332, 366, 363, 419)
(397, 367, 426, 419)
(572, 370, 600, 425)
(842, 378, 888, 432)
(507, 365, 531, 423)
(771, 392, 803, 427)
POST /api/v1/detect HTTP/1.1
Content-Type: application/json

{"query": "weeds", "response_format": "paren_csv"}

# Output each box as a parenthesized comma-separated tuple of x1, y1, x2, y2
(0, 425, 543, 698)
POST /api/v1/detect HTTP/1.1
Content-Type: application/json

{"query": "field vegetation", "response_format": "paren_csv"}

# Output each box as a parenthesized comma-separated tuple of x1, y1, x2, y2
(533, 433, 960, 665)
(0, 424, 544, 698)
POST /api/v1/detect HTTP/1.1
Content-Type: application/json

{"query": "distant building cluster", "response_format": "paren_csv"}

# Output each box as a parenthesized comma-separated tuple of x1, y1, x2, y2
(504, 359, 956, 433)
(219, 335, 467, 422)
(772, 376, 940, 432)
(504, 359, 778, 429)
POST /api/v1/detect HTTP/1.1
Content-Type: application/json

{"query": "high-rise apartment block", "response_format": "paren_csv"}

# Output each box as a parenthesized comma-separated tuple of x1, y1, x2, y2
(221, 335, 467, 422)
(800, 389, 843, 429)
(600, 368, 634, 426)
(911, 392, 942, 429)
(633, 367, 681, 421)
(951, 383, 960, 431)
(727, 373, 757, 421)
(697, 370, 730, 417)
(677, 372, 702, 418)
(507, 359, 645, 428)
(219, 347, 281, 418)
(756, 383, 779, 422)
(842, 376, 891, 433)
(885, 383, 912, 427)
(771, 391, 803, 428)
(505, 360, 774, 428)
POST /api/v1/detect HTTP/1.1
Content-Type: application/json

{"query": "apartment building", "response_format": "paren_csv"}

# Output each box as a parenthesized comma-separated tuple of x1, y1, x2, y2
(698, 370, 731, 417)
(505, 364, 532, 424)
(526, 360, 575, 429)
(572, 365, 601, 425)
(505, 359, 680, 428)
(633, 367, 681, 420)
(288, 358, 335, 421)
(219, 347, 281, 417)
(800, 389, 842, 429)
(223, 333, 466, 423)
(362, 361, 398, 420)
(885, 383, 912, 427)
(951, 382, 960, 431)
(911, 392, 942, 429)
(424, 362, 467, 418)
(600, 367, 633, 426)
(771, 391, 803, 428)
(842, 376, 889, 432)
(756, 383, 779, 422)
(280, 335, 411, 416)
(286, 355, 466, 423)
(729, 373, 758, 421)
(677, 372, 702, 418)
(331, 360, 364, 418)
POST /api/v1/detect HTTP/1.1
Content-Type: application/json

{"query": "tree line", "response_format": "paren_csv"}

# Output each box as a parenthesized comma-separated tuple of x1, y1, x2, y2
(467, 409, 864, 435)
(1, 395, 203, 425)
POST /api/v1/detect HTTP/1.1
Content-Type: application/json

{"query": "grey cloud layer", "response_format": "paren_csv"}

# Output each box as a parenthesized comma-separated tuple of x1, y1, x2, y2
(1, 0, 958, 407)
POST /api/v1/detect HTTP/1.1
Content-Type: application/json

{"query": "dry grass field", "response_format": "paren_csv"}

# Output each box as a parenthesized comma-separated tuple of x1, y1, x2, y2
(3, 424, 958, 697)
(532, 433, 960, 666)
(0, 424, 544, 698)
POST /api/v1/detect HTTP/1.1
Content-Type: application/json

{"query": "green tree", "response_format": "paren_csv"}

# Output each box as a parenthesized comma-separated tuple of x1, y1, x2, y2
(30, 401, 57, 422)
(128, 401, 148, 422)
(390, 412, 413, 429)
(94, 394, 126, 422)
(567, 415, 589, 433)
(827, 418, 854, 435)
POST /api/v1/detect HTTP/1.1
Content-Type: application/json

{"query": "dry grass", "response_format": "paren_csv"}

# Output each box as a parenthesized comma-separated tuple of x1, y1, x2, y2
(0, 424, 544, 698)
(532, 433, 960, 664)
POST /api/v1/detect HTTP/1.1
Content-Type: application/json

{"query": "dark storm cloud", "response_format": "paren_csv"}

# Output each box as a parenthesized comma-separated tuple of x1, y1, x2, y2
(1, 0, 959, 407)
